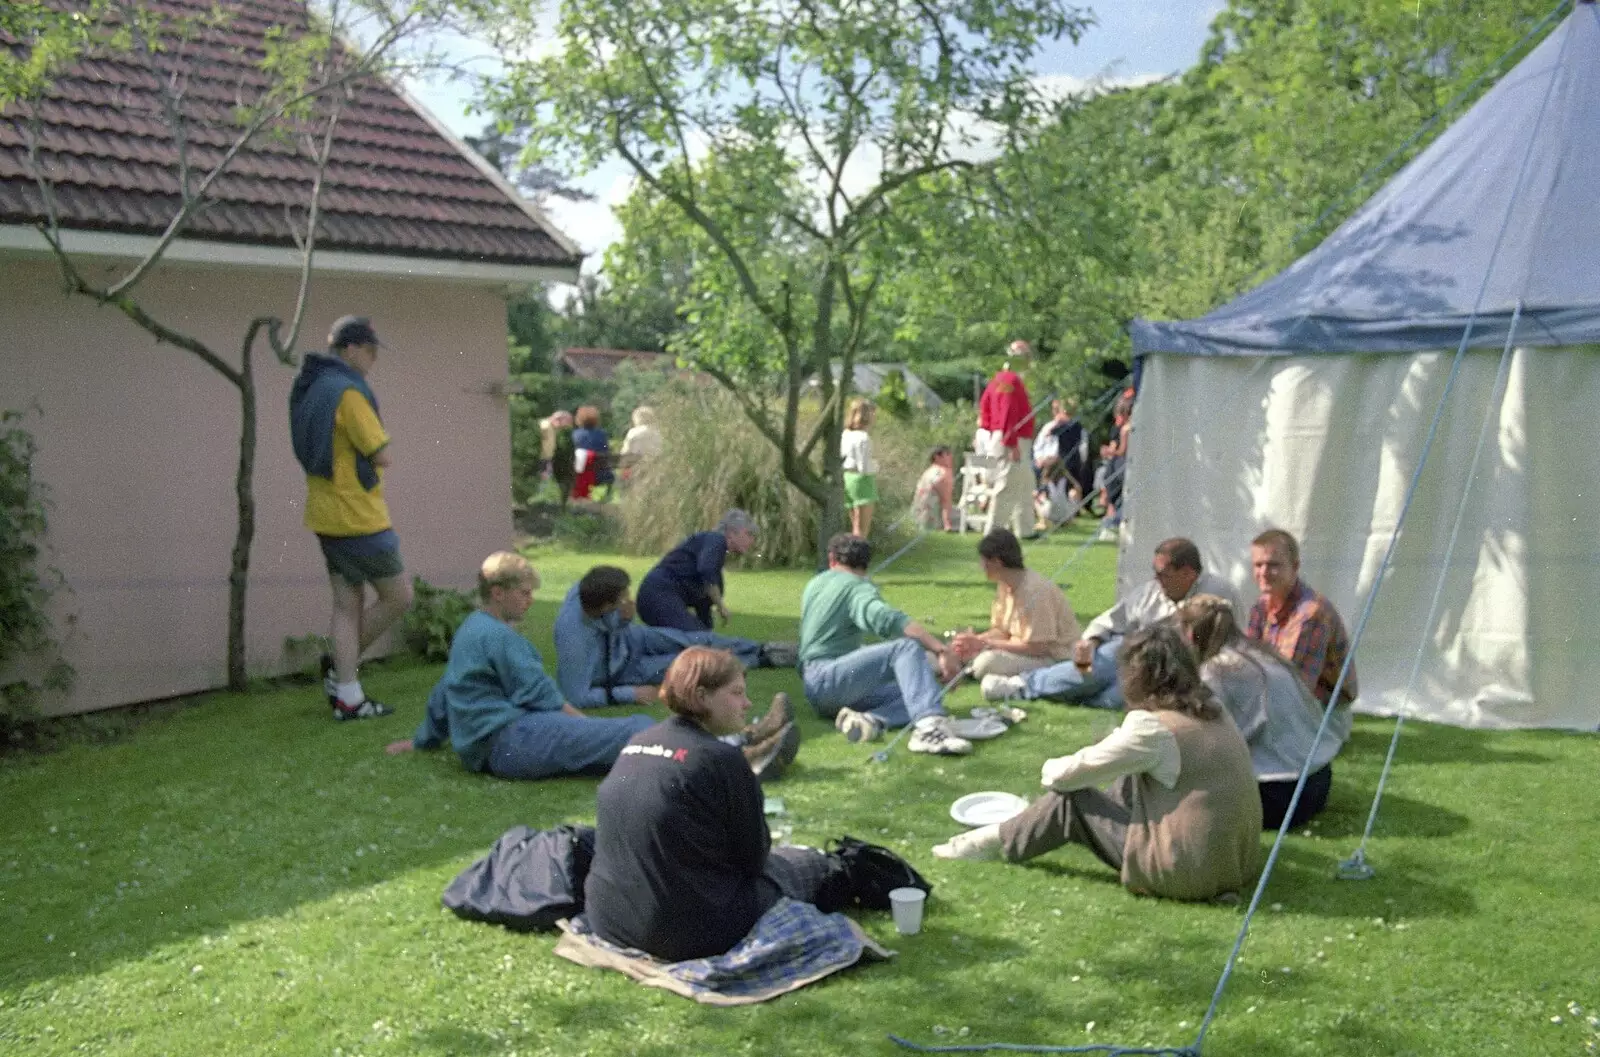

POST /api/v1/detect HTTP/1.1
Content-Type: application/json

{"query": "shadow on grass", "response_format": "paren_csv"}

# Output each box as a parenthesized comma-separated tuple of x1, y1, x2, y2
(1307, 788, 1469, 840)
(410, 1026, 503, 1056)
(1343, 723, 1554, 767)
(0, 660, 615, 993)
(1255, 842, 1477, 919)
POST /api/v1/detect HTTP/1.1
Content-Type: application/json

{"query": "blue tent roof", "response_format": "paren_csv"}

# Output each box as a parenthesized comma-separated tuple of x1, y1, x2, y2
(1132, 3, 1600, 357)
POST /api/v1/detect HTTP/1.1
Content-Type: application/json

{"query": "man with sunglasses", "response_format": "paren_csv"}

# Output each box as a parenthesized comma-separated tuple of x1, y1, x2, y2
(980, 537, 1242, 709)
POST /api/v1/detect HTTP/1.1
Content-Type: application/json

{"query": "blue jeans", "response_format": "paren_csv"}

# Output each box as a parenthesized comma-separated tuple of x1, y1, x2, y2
(800, 639, 944, 730)
(486, 710, 655, 780)
(1021, 638, 1124, 709)
(616, 633, 762, 687)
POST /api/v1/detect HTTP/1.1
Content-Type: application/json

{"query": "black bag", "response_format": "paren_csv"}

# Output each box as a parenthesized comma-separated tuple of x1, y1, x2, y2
(442, 824, 596, 932)
(824, 835, 934, 912)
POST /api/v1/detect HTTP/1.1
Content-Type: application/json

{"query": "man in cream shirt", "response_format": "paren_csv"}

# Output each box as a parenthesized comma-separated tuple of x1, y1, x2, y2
(947, 529, 1078, 681)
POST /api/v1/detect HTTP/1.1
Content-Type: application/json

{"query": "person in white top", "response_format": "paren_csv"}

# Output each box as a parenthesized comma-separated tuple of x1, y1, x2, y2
(1176, 595, 1350, 830)
(620, 405, 663, 459)
(839, 397, 879, 537)
(932, 624, 1261, 901)
(981, 537, 1243, 709)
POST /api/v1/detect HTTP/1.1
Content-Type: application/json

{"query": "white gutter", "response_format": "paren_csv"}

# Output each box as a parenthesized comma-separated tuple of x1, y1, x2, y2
(0, 224, 580, 287)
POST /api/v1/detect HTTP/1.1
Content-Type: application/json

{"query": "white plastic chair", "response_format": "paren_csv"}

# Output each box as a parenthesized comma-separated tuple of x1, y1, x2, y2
(956, 453, 1001, 534)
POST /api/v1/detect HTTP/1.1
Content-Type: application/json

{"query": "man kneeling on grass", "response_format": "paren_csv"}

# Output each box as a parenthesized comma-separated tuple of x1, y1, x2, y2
(384, 552, 657, 780)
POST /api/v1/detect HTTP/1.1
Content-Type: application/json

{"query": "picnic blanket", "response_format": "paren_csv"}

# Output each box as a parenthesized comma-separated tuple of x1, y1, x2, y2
(554, 897, 895, 1005)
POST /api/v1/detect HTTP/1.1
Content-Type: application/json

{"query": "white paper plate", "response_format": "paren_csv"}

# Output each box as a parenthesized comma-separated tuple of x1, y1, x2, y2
(949, 715, 1010, 741)
(950, 791, 1030, 828)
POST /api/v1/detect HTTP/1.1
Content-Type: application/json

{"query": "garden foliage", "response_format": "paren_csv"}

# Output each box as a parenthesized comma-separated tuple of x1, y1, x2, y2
(619, 388, 974, 566)
(401, 577, 477, 664)
(0, 411, 72, 743)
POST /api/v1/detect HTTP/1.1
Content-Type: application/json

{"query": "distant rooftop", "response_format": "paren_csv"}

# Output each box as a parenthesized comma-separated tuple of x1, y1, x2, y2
(556, 347, 671, 381)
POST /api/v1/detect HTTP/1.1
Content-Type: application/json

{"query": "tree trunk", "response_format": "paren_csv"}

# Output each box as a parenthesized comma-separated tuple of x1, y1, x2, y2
(226, 338, 257, 692)
(815, 485, 846, 569)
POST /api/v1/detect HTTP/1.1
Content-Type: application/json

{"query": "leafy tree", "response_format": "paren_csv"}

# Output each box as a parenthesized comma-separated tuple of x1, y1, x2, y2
(1131, 0, 1564, 321)
(2, 0, 450, 691)
(875, 0, 1566, 405)
(474, 0, 1091, 556)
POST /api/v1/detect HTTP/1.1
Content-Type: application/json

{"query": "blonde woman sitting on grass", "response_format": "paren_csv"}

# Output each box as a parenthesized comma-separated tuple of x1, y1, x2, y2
(933, 624, 1262, 902)
(1176, 595, 1350, 829)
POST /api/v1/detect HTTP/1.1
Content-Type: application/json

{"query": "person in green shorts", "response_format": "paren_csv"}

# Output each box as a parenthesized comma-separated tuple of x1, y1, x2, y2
(289, 315, 414, 721)
(840, 397, 879, 537)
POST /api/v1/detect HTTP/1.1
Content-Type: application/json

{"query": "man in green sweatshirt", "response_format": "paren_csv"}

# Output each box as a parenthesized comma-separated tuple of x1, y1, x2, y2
(797, 533, 972, 755)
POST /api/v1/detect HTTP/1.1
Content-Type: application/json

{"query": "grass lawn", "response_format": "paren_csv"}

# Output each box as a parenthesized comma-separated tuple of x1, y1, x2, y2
(2, 526, 1597, 1056)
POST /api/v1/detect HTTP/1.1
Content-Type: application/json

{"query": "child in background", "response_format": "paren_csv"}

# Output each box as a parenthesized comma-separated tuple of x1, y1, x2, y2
(912, 446, 956, 532)
(1034, 456, 1078, 532)
(840, 397, 879, 538)
(571, 405, 613, 501)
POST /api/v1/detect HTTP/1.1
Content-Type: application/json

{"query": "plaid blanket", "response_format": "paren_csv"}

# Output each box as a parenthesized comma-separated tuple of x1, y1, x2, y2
(554, 898, 894, 1006)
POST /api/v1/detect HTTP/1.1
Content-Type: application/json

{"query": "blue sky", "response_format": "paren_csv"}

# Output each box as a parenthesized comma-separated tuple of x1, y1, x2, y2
(407, 0, 1226, 268)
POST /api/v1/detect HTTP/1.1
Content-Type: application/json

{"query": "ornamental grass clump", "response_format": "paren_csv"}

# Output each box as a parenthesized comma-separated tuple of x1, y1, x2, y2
(621, 388, 974, 563)
(621, 389, 817, 565)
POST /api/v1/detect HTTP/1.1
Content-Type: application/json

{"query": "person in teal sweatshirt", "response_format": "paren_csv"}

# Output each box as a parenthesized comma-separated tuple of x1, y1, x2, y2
(385, 552, 653, 779)
(797, 533, 972, 755)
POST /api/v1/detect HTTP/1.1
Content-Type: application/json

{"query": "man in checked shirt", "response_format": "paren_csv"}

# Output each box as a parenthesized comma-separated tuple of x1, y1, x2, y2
(1246, 529, 1358, 708)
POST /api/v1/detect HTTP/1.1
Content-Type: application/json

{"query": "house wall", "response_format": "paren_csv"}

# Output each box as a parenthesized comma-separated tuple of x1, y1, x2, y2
(0, 255, 517, 715)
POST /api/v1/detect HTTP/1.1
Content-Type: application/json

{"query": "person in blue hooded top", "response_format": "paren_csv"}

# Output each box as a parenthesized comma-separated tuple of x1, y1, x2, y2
(635, 509, 757, 632)
(385, 552, 655, 780)
(553, 565, 798, 710)
(288, 315, 413, 722)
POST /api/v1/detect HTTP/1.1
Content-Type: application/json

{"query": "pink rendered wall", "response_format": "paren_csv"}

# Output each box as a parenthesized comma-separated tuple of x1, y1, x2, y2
(0, 255, 517, 715)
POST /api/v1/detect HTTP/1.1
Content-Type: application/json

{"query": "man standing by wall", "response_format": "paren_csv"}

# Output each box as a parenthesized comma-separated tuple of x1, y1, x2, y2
(978, 340, 1037, 538)
(289, 316, 414, 720)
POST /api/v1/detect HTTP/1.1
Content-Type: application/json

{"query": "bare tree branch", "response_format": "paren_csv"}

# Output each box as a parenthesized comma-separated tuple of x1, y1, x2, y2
(102, 12, 418, 300)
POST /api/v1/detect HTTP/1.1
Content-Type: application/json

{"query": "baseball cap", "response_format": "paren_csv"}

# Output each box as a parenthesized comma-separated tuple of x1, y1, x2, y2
(329, 315, 383, 350)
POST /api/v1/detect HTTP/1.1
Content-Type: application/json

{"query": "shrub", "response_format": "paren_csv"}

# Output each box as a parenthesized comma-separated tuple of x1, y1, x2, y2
(620, 388, 819, 566)
(507, 365, 617, 505)
(401, 577, 477, 663)
(619, 387, 976, 564)
(0, 410, 73, 747)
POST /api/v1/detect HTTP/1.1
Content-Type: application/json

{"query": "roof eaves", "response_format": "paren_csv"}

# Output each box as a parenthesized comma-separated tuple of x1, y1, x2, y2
(396, 84, 585, 269)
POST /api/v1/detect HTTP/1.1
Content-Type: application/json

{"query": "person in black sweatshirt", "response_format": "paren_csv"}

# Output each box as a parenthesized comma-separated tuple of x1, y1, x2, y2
(584, 646, 789, 961)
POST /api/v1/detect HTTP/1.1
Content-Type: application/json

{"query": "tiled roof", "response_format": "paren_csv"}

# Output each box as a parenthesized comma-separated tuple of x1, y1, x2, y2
(0, 0, 580, 269)
(556, 347, 670, 381)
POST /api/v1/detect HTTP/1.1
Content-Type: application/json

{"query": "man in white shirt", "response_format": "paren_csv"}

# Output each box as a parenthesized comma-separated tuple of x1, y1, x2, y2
(981, 537, 1243, 708)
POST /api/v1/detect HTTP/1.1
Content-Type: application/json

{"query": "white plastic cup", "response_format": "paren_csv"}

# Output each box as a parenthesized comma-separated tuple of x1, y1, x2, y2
(888, 886, 927, 935)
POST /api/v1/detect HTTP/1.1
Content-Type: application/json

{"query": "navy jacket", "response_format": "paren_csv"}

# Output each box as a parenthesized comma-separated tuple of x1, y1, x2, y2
(289, 353, 382, 489)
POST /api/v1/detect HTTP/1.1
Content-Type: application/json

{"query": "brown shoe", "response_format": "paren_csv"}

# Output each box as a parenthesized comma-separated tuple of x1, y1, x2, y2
(744, 691, 793, 744)
(743, 722, 802, 783)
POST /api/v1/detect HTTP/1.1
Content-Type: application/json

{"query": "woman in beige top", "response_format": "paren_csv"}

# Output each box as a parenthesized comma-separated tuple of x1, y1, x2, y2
(933, 624, 1262, 901)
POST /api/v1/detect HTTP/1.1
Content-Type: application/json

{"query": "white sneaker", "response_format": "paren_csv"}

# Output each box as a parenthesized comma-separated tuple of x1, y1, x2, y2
(908, 715, 973, 756)
(980, 674, 1026, 702)
(932, 824, 1002, 861)
(834, 707, 885, 743)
